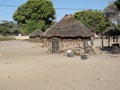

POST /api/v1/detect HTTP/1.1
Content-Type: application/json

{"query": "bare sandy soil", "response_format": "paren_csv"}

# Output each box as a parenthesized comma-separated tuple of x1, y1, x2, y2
(0, 40, 120, 90)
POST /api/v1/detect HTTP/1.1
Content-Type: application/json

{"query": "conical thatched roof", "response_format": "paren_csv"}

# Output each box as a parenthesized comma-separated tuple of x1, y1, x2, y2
(45, 14, 92, 38)
(29, 29, 43, 38)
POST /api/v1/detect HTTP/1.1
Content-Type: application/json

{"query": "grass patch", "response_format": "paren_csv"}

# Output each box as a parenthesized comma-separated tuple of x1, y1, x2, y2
(0, 36, 16, 41)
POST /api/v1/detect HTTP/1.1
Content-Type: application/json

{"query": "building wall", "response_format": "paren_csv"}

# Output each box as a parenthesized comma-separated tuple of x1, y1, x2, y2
(59, 38, 82, 51)
(44, 37, 87, 55)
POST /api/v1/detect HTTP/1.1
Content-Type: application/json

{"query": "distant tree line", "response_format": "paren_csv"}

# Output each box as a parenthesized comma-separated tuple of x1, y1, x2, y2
(0, 20, 20, 36)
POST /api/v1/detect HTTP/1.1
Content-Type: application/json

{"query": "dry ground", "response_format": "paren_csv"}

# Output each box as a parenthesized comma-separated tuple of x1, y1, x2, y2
(0, 40, 120, 90)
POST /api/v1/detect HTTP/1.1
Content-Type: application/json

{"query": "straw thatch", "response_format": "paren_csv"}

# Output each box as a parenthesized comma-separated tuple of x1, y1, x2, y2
(29, 29, 43, 43)
(43, 15, 96, 55)
(29, 29, 43, 38)
(45, 14, 92, 38)
(101, 27, 120, 36)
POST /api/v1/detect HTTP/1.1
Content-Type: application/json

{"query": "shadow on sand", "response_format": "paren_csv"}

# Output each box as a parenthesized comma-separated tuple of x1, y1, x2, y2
(101, 46, 120, 54)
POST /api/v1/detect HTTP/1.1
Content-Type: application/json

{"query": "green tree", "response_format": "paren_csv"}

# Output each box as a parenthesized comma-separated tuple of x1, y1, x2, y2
(0, 20, 20, 36)
(115, 0, 120, 10)
(104, 2, 117, 22)
(115, 0, 120, 28)
(74, 10, 110, 33)
(13, 0, 55, 34)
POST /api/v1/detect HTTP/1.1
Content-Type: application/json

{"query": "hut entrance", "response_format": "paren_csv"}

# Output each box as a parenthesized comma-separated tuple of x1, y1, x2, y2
(52, 37, 59, 53)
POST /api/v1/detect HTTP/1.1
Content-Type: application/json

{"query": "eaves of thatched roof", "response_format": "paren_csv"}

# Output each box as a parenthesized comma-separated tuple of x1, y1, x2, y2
(29, 29, 43, 38)
(101, 27, 120, 36)
(45, 14, 92, 38)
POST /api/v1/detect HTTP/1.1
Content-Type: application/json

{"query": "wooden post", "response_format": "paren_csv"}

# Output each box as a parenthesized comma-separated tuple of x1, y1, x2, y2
(113, 35, 115, 42)
(116, 35, 118, 42)
(108, 36, 110, 47)
(101, 36, 104, 48)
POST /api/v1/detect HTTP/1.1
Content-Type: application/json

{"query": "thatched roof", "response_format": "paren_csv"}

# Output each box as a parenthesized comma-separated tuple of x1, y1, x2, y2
(101, 27, 120, 36)
(45, 14, 92, 38)
(29, 29, 43, 38)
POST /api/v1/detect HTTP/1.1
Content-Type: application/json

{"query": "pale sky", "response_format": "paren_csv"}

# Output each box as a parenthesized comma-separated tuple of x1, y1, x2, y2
(0, 0, 113, 22)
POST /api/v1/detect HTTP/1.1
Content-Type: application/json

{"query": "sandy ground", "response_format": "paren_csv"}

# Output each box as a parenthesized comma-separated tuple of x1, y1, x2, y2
(13, 36, 29, 40)
(0, 40, 120, 90)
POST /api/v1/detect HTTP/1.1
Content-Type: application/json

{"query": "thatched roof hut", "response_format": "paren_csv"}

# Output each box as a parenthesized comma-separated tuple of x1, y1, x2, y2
(45, 14, 92, 38)
(29, 29, 43, 43)
(29, 29, 43, 38)
(43, 15, 95, 54)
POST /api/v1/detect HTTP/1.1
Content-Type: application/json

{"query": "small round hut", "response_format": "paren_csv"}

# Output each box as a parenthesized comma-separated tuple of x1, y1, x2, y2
(44, 14, 93, 54)
(29, 29, 43, 43)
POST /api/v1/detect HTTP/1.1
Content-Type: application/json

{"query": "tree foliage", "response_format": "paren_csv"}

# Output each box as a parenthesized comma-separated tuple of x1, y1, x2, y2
(115, 0, 120, 11)
(0, 20, 20, 36)
(13, 0, 55, 34)
(74, 10, 110, 33)
(104, 2, 117, 22)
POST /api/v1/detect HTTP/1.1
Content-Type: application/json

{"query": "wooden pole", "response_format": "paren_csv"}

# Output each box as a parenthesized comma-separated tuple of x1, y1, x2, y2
(116, 35, 118, 42)
(101, 36, 104, 48)
(108, 36, 110, 47)
(113, 35, 115, 42)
